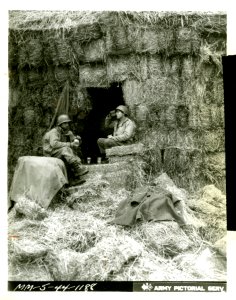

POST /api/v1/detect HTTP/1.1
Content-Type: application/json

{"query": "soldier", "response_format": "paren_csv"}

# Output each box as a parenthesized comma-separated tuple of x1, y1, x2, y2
(97, 105, 136, 162)
(43, 114, 88, 185)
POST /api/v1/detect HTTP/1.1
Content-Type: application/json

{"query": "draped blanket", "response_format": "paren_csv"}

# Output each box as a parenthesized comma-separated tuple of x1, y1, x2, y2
(9, 156, 68, 209)
(110, 186, 186, 226)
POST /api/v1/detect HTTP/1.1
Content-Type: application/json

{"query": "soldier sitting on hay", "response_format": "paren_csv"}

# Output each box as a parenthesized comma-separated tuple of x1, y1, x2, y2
(43, 114, 88, 185)
(97, 105, 136, 163)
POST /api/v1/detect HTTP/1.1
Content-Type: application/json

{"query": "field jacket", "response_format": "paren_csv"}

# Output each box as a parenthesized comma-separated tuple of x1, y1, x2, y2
(105, 115, 136, 143)
(43, 126, 75, 156)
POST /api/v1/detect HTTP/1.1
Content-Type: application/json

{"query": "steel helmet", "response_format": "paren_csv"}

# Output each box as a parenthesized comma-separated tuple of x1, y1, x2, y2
(115, 105, 129, 116)
(57, 114, 71, 126)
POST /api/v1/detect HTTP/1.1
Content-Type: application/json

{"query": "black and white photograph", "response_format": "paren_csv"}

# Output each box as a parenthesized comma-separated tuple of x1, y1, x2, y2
(3, 2, 234, 295)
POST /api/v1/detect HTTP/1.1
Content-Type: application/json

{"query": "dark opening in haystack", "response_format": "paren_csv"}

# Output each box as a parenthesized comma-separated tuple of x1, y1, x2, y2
(78, 82, 125, 163)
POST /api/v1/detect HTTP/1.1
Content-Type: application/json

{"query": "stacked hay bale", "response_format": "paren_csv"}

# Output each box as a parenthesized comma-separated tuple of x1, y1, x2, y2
(8, 11, 226, 191)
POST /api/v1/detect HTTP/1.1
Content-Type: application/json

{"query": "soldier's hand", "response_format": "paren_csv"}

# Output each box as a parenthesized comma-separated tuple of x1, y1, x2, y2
(71, 139, 80, 148)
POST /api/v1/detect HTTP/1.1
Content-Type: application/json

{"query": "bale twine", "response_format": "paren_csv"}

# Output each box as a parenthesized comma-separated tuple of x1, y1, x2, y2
(79, 64, 108, 87)
(81, 39, 106, 62)
(175, 28, 200, 55)
(15, 196, 48, 220)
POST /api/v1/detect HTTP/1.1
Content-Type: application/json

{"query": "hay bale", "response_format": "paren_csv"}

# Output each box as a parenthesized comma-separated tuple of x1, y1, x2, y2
(10, 238, 48, 263)
(107, 55, 137, 82)
(73, 23, 103, 43)
(54, 66, 70, 83)
(81, 39, 106, 62)
(203, 152, 226, 189)
(200, 129, 225, 152)
(129, 27, 174, 55)
(106, 143, 144, 157)
(105, 26, 132, 54)
(79, 64, 108, 87)
(27, 37, 43, 67)
(76, 235, 143, 280)
(175, 28, 200, 54)
(138, 222, 194, 258)
(122, 79, 142, 107)
(15, 196, 48, 220)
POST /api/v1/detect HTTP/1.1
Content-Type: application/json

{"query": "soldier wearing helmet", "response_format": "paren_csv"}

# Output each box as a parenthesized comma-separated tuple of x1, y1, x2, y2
(97, 105, 136, 162)
(43, 114, 88, 185)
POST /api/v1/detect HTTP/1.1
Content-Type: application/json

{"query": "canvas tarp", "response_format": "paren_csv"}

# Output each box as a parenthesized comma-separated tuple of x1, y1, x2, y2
(109, 186, 186, 226)
(9, 156, 68, 209)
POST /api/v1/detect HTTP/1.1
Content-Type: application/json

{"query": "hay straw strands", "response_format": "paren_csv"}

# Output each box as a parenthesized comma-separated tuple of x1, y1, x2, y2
(41, 209, 107, 253)
(9, 239, 49, 263)
(27, 69, 43, 87)
(107, 55, 137, 83)
(75, 235, 143, 281)
(175, 28, 200, 55)
(105, 26, 132, 55)
(14, 196, 48, 220)
(81, 39, 106, 62)
(128, 26, 175, 56)
(200, 129, 225, 152)
(79, 64, 108, 87)
(56, 39, 73, 65)
(135, 222, 194, 258)
(122, 79, 143, 107)
(17, 38, 43, 68)
(9, 11, 105, 31)
(54, 66, 70, 83)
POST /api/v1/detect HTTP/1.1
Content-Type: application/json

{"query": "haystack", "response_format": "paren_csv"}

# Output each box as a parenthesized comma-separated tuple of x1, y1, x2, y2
(8, 10, 226, 199)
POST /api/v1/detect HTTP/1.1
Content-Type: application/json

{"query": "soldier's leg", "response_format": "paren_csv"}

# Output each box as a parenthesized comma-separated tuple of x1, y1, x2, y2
(97, 138, 122, 154)
(52, 147, 88, 177)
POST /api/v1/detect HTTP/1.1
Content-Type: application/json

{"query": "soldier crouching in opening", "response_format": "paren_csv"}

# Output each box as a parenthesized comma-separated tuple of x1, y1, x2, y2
(97, 105, 136, 162)
(43, 114, 88, 185)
